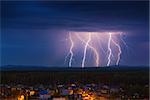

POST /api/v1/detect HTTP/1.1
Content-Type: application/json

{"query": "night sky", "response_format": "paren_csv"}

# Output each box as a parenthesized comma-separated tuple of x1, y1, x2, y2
(1, 1, 149, 67)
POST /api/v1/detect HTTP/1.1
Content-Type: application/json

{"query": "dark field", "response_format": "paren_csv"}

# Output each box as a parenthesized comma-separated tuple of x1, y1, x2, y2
(1, 66, 149, 85)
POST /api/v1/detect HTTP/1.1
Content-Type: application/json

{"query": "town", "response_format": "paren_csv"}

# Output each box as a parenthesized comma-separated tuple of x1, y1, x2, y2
(1, 67, 149, 100)
(1, 82, 149, 100)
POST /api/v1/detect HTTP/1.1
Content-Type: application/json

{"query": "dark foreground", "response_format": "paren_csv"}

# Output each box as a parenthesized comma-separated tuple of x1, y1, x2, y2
(0, 66, 149, 99)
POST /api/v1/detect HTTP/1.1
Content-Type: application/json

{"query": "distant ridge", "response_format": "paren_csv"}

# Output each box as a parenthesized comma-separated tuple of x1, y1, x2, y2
(0, 65, 149, 72)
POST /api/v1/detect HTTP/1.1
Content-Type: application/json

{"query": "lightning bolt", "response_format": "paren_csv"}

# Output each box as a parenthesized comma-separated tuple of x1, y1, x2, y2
(75, 33, 99, 67)
(120, 33, 128, 48)
(81, 33, 91, 68)
(64, 52, 70, 65)
(112, 39, 122, 65)
(107, 32, 112, 66)
(66, 31, 125, 67)
(68, 32, 74, 67)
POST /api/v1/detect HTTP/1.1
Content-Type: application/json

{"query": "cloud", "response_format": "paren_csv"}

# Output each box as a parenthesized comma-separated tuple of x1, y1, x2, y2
(2, 1, 148, 33)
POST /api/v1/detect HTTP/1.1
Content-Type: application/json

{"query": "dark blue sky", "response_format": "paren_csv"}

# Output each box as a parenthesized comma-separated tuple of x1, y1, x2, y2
(1, 1, 149, 67)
